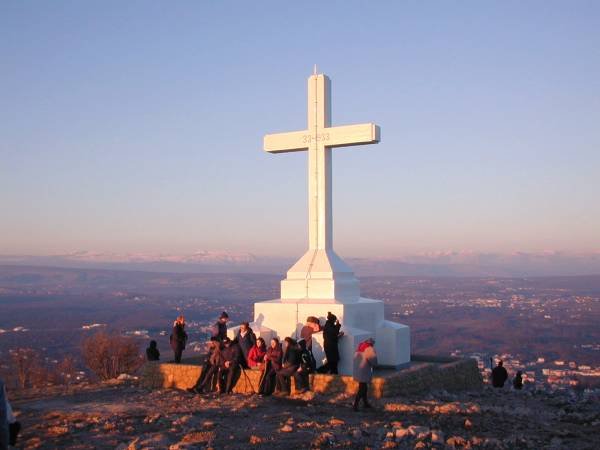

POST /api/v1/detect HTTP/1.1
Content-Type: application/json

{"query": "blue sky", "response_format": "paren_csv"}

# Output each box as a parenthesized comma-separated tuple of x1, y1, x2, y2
(1, 1, 599, 257)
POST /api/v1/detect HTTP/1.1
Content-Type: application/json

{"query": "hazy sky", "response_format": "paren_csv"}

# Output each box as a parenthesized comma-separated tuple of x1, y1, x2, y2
(1, 1, 599, 258)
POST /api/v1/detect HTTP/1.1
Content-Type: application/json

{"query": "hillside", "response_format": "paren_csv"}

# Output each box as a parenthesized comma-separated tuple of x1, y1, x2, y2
(10, 380, 599, 449)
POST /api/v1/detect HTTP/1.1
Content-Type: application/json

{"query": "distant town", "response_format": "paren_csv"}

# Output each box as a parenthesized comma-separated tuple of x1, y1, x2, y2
(0, 265, 598, 391)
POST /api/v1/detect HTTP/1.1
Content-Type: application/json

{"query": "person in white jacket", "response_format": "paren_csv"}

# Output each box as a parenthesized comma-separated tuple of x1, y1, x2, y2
(352, 338, 378, 411)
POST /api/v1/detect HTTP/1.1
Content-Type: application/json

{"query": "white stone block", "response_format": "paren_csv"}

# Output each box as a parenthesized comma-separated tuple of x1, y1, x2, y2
(376, 320, 411, 368)
(253, 297, 409, 376)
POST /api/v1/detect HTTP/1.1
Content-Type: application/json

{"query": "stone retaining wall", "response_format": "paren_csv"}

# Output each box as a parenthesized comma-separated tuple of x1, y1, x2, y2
(141, 355, 482, 398)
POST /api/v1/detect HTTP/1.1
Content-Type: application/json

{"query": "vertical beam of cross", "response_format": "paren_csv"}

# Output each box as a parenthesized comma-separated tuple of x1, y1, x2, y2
(308, 74, 332, 251)
(263, 72, 380, 257)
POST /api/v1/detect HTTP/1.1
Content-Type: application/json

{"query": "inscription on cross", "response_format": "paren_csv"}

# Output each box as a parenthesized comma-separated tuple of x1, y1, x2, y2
(264, 73, 380, 252)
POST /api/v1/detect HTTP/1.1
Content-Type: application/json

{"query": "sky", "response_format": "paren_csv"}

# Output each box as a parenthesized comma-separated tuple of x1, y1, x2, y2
(1, 1, 599, 259)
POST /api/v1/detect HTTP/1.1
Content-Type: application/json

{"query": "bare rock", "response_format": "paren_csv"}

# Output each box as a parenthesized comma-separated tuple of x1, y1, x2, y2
(312, 431, 335, 447)
(431, 430, 445, 445)
(446, 435, 468, 448)
(329, 417, 345, 426)
(394, 427, 411, 440)
(249, 434, 264, 445)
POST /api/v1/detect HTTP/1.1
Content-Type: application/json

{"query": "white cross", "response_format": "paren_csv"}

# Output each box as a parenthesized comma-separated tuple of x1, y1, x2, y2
(264, 72, 380, 252)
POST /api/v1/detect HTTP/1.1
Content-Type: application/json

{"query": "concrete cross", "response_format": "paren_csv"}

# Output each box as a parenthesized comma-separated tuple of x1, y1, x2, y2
(264, 72, 380, 252)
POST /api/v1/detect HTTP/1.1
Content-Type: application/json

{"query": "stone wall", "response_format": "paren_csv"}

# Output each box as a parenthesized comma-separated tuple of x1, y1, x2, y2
(141, 355, 482, 398)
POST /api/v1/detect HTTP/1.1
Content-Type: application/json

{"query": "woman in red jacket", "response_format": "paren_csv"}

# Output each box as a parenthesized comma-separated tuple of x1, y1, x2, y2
(247, 337, 267, 369)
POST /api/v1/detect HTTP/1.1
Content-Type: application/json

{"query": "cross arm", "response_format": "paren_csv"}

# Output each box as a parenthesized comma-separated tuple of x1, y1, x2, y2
(326, 123, 380, 148)
(264, 130, 309, 153)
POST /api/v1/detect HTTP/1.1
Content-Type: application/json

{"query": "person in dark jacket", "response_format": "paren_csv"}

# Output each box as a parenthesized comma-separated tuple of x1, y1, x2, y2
(211, 311, 229, 342)
(353, 338, 378, 411)
(146, 340, 160, 361)
(491, 360, 508, 388)
(293, 339, 313, 393)
(218, 337, 241, 394)
(319, 312, 344, 374)
(170, 316, 188, 364)
(276, 337, 301, 395)
(235, 322, 256, 368)
(513, 371, 524, 390)
(258, 337, 283, 396)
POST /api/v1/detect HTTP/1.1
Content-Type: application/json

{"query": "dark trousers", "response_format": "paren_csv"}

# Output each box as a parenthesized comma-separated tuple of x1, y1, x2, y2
(354, 382, 369, 407)
(259, 363, 277, 395)
(317, 360, 339, 375)
(173, 347, 183, 364)
(293, 370, 309, 391)
(276, 365, 298, 393)
(196, 364, 219, 392)
(9, 421, 21, 446)
(218, 365, 240, 393)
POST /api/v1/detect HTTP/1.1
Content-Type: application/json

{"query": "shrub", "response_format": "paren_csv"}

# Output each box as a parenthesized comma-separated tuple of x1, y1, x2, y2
(82, 332, 143, 380)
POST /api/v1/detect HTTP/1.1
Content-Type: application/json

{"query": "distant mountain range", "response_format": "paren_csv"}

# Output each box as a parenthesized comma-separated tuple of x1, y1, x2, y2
(1, 250, 599, 277)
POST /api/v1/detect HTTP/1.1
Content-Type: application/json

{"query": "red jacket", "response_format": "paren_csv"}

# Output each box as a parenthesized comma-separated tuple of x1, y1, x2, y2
(247, 345, 266, 368)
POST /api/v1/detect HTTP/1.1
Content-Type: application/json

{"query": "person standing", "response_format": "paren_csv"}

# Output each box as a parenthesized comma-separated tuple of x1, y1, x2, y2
(321, 312, 344, 374)
(235, 322, 256, 367)
(491, 360, 508, 388)
(211, 311, 229, 342)
(170, 316, 188, 364)
(352, 338, 378, 411)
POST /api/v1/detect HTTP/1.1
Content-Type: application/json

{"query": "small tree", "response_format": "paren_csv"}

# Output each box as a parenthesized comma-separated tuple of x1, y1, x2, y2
(9, 348, 42, 389)
(82, 331, 143, 380)
(56, 355, 77, 390)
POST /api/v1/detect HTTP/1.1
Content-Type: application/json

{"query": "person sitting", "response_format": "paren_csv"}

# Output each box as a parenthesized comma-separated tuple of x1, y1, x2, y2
(170, 316, 188, 364)
(353, 338, 378, 411)
(300, 316, 321, 351)
(491, 360, 508, 388)
(188, 339, 220, 394)
(258, 337, 283, 396)
(513, 371, 524, 390)
(293, 339, 314, 393)
(276, 337, 301, 395)
(218, 337, 241, 394)
(247, 337, 267, 369)
(235, 322, 256, 368)
(211, 311, 229, 342)
(318, 312, 344, 374)
(146, 340, 160, 361)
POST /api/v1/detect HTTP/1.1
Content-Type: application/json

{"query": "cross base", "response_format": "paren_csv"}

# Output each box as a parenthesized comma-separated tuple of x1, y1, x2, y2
(248, 297, 411, 376)
(280, 249, 360, 303)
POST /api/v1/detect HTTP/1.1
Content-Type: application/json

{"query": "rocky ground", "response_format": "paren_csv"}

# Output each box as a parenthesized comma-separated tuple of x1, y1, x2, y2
(9, 380, 600, 449)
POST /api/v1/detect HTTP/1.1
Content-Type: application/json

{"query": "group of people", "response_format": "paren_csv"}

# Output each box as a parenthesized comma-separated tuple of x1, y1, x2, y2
(149, 310, 379, 409)
(491, 359, 524, 390)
